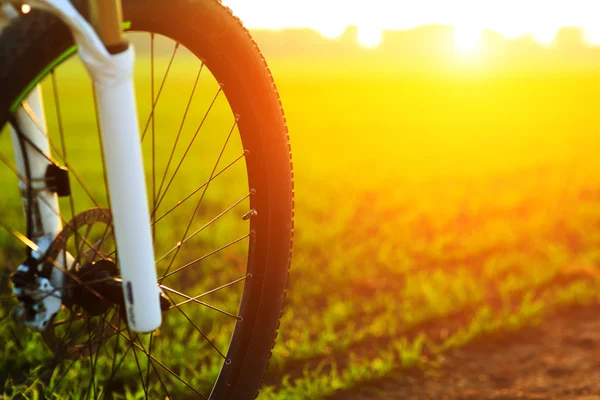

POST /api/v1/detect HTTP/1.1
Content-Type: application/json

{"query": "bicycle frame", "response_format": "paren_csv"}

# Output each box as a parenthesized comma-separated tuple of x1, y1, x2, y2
(1, 0, 161, 333)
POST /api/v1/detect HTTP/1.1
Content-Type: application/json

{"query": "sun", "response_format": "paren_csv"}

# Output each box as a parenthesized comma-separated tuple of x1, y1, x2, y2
(532, 28, 556, 46)
(584, 27, 600, 46)
(454, 26, 481, 53)
(317, 24, 346, 40)
(357, 26, 383, 49)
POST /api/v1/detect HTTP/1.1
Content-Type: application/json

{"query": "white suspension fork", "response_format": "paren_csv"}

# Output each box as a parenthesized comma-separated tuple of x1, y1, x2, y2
(9, 0, 161, 333)
(92, 47, 162, 333)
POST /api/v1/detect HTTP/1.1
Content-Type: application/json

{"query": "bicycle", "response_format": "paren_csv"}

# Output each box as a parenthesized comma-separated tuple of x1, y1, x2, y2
(0, 0, 293, 398)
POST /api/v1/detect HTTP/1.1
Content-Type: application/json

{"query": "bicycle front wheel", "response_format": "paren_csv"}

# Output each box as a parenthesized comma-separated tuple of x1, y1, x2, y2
(0, 1, 293, 399)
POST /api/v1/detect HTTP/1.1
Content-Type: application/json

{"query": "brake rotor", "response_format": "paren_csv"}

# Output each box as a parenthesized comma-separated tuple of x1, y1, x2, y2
(41, 208, 122, 360)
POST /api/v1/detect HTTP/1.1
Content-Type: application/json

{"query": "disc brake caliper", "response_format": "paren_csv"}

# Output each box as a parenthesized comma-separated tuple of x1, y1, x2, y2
(11, 242, 66, 332)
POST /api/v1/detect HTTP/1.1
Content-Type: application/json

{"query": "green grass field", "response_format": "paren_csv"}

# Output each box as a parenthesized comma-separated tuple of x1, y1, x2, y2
(2, 34, 600, 399)
(259, 55, 600, 399)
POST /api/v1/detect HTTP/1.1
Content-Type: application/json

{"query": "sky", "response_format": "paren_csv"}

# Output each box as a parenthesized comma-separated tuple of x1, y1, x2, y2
(222, 1, 600, 49)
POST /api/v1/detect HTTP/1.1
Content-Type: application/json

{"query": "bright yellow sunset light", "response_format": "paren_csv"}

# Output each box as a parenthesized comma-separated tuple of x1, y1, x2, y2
(454, 27, 481, 52)
(223, 0, 600, 49)
(585, 27, 600, 45)
(532, 29, 558, 46)
(357, 27, 383, 49)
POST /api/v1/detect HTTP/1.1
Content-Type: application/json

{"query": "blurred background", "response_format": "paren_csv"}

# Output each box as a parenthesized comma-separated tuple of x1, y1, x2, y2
(218, 1, 600, 397)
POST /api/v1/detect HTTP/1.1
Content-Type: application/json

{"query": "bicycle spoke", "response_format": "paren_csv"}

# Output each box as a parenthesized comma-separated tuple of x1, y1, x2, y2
(92, 85, 113, 213)
(48, 350, 88, 394)
(126, 326, 149, 399)
(162, 290, 230, 359)
(100, 316, 208, 399)
(140, 41, 180, 143)
(137, 334, 174, 400)
(153, 87, 224, 212)
(86, 223, 113, 263)
(52, 313, 85, 327)
(162, 285, 240, 321)
(84, 315, 98, 399)
(151, 33, 157, 246)
(158, 116, 235, 281)
(156, 192, 250, 264)
(46, 317, 99, 392)
(50, 308, 116, 397)
(19, 101, 104, 211)
(52, 71, 89, 271)
(76, 223, 93, 265)
(153, 150, 248, 225)
(145, 332, 154, 397)
(2, 145, 174, 231)
(0, 154, 112, 264)
(103, 311, 135, 399)
(92, 310, 114, 399)
(0, 217, 39, 253)
(174, 274, 249, 307)
(162, 233, 250, 280)
(0, 150, 30, 181)
(16, 103, 57, 164)
(154, 63, 204, 210)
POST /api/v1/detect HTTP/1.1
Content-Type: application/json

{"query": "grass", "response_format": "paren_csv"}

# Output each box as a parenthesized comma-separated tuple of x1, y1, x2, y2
(1, 32, 600, 399)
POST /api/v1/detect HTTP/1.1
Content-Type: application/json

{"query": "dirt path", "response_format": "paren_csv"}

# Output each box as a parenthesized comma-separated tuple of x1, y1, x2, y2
(329, 303, 600, 400)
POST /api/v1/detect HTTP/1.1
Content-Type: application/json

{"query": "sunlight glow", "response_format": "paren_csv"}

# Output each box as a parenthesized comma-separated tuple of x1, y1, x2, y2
(584, 27, 600, 46)
(21, 4, 31, 14)
(454, 27, 481, 52)
(357, 27, 383, 48)
(317, 24, 346, 40)
(532, 28, 557, 46)
(223, 0, 600, 48)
